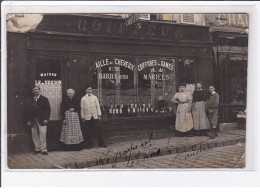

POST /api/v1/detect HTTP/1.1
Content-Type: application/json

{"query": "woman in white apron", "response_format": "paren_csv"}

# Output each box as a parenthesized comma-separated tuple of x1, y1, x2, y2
(172, 83, 193, 136)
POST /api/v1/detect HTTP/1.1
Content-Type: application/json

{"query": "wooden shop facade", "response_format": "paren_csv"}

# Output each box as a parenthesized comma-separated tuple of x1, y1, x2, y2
(7, 14, 214, 153)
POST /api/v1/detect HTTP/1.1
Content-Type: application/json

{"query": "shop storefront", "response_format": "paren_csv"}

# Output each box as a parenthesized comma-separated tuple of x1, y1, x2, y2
(7, 14, 213, 153)
(207, 14, 248, 122)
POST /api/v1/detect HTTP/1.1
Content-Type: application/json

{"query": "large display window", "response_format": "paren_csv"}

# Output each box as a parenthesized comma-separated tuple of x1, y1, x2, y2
(90, 55, 177, 118)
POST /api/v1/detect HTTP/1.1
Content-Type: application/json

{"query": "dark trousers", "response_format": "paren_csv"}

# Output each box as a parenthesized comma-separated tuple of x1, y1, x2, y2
(83, 117, 105, 147)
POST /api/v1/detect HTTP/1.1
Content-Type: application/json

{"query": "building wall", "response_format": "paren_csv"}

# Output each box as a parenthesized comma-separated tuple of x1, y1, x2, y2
(7, 32, 30, 134)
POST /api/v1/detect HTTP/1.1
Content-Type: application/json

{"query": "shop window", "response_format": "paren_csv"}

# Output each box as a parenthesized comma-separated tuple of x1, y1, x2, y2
(139, 14, 150, 20)
(138, 58, 176, 115)
(150, 14, 160, 21)
(229, 60, 247, 105)
(181, 14, 195, 24)
(91, 56, 136, 117)
(178, 58, 197, 87)
(90, 56, 177, 118)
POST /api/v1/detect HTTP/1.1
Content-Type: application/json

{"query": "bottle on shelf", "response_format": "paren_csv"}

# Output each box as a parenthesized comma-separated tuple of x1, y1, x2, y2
(148, 101, 154, 115)
(127, 104, 131, 116)
(115, 104, 119, 115)
(142, 103, 146, 114)
(135, 100, 139, 114)
(139, 103, 143, 113)
(130, 101, 134, 116)
(119, 102, 124, 116)
(109, 102, 113, 116)
(112, 103, 116, 116)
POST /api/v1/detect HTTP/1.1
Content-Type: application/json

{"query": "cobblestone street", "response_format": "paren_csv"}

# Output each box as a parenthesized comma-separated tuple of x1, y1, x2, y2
(8, 129, 245, 169)
(89, 143, 245, 169)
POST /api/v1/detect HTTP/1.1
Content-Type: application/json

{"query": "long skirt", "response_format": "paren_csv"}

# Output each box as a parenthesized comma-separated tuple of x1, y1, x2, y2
(60, 111, 84, 145)
(192, 101, 210, 130)
(175, 103, 193, 132)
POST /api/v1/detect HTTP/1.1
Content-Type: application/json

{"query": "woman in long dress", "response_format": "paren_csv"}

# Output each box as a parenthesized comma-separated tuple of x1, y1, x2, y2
(172, 83, 193, 136)
(60, 88, 84, 151)
(192, 82, 210, 136)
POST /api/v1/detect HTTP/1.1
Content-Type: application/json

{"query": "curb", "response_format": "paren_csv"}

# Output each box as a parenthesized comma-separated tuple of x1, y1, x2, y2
(60, 135, 245, 169)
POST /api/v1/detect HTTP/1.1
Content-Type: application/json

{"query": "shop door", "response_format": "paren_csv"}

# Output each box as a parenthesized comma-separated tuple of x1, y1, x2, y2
(33, 57, 63, 121)
(137, 57, 176, 111)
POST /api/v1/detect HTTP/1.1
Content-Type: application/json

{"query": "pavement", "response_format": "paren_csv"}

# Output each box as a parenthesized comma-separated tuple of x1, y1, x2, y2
(7, 128, 246, 169)
(89, 143, 246, 169)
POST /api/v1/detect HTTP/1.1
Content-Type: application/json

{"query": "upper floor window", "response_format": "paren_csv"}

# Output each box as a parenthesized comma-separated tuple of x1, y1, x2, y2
(181, 14, 195, 24)
(139, 14, 150, 20)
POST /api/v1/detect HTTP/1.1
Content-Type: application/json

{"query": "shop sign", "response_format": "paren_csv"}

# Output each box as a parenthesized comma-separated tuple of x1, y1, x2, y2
(37, 15, 211, 42)
(95, 58, 133, 80)
(139, 59, 175, 81)
(95, 58, 134, 71)
(40, 73, 57, 77)
(206, 14, 249, 28)
(142, 69, 170, 81)
(138, 59, 175, 71)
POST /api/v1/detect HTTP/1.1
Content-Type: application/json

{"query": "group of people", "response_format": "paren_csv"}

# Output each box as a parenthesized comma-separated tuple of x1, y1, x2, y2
(172, 81, 220, 138)
(26, 81, 219, 155)
(27, 86, 106, 155)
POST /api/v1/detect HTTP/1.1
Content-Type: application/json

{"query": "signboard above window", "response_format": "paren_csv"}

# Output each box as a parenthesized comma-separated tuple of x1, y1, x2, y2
(206, 14, 249, 28)
(36, 15, 211, 42)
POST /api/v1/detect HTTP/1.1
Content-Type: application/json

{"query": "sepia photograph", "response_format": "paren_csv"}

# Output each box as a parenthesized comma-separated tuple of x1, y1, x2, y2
(6, 13, 248, 169)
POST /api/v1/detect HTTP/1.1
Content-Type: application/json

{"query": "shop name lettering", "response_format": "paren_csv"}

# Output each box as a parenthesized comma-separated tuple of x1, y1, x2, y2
(138, 59, 174, 71)
(139, 60, 174, 81)
(95, 58, 134, 71)
(96, 58, 174, 81)
(208, 14, 249, 28)
(40, 73, 57, 77)
(35, 80, 61, 84)
(78, 19, 183, 39)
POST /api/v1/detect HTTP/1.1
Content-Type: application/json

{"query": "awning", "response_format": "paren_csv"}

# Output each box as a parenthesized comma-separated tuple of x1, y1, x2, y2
(210, 26, 248, 35)
(229, 56, 248, 61)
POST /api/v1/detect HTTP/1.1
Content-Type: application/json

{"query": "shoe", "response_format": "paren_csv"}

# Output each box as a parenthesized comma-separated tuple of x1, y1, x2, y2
(100, 144, 108, 148)
(205, 131, 212, 137)
(87, 146, 93, 149)
(210, 134, 216, 139)
(42, 151, 48, 155)
(186, 133, 193, 137)
(33, 151, 41, 155)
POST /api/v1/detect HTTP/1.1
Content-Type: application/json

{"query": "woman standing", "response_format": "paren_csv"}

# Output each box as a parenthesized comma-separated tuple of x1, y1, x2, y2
(192, 81, 210, 136)
(206, 85, 220, 139)
(60, 89, 84, 151)
(172, 83, 193, 136)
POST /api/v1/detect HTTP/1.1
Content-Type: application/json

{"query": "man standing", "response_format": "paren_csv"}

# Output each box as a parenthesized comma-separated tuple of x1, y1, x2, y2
(206, 85, 220, 139)
(81, 86, 107, 148)
(27, 86, 51, 155)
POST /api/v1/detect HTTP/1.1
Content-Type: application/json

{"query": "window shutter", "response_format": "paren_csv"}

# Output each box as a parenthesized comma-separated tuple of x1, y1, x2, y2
(181, 14, 195, 24)
(139, 14, 150, 20)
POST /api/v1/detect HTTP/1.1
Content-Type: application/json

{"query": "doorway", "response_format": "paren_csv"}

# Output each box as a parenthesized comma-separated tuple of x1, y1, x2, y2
(33, 57, 63, 121)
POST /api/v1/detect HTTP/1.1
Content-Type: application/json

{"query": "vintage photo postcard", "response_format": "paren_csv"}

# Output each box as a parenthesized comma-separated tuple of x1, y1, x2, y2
(5, 13, 248, 169)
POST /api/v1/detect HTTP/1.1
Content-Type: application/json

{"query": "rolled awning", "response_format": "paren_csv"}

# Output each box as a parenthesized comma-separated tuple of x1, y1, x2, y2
(210, 26, 248, 34)
(229, 56, 248, 61)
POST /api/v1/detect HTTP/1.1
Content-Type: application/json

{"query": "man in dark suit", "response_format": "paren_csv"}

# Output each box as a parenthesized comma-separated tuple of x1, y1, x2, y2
(27, 86, 51, 155)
